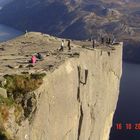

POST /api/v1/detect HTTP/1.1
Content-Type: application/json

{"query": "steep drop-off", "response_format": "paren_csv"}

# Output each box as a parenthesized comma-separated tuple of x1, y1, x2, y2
(15, 43, 122, 140)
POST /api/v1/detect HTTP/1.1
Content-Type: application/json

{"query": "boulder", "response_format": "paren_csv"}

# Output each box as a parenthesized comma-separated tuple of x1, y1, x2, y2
(0, 88, 7, 98)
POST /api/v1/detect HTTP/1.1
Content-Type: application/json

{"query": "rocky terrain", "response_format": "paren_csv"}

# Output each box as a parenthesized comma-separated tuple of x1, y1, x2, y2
(0, 32, 122, 140)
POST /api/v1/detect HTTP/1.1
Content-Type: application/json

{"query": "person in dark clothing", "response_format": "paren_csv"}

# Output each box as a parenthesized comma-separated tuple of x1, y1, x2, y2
(106, 37, 111, 44)
(101, 37, 104, 44)
(67, 40, 71, 51)
(92, 39, 95, 48)
(36, 53, 44, 60)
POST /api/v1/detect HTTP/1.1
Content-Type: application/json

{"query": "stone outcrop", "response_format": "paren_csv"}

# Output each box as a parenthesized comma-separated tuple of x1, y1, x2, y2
(0, 88, 7, 98)
(16, 43, 122, 140)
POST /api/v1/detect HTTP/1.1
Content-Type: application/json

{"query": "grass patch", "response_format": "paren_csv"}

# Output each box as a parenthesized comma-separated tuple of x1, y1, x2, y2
(0, 95, 14, 107)
(3, 73, 46, 94)
(0, 73, 46, 120)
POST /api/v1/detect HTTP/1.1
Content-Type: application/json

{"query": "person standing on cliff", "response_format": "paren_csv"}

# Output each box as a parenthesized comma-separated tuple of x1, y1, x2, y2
(112, 35, 116, 45)
(59, 40, 64, 51)
(92, 39, 96, 48)
(101, 37, 104, 44)
(25, 30, 28, 37)
(67, 40, 71, 51)
(106, 37, 111, 45)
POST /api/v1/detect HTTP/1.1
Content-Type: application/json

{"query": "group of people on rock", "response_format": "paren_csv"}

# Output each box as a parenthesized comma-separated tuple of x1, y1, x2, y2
(29, 39, 72, 64)
(59, 39, 71, 51)
(29, 35, 116, 65)
(100, 36, 116, 45)
(30, 53, 44, 64)
(92, 36, 116, 48)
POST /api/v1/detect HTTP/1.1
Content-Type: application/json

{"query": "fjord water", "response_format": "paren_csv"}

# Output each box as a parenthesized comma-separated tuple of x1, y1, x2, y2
(110, 62, 140, 140)
(0, 24, 22, 42)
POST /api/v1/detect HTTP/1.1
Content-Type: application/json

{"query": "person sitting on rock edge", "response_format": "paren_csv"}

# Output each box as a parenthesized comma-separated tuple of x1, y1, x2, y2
(36, 53, 44, 60)
(31, 55, 37, 64)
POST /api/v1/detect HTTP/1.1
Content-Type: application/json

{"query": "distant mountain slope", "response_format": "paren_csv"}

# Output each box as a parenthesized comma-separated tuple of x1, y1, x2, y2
(0, 0, 86, 39)
(0, 0, 137, 39)
(0, 0, 140, 62)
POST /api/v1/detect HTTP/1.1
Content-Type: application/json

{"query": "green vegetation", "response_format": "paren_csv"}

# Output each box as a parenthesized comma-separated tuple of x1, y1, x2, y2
(1, 73, 46, 118)
(3, 73, 46, 94)
(0, 95, 14, 106)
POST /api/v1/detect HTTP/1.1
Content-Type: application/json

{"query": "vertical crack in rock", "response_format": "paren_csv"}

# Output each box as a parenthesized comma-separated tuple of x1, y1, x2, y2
(77, 105, 83, 140)
(88, 106, 95, 140)
(77, 66, 84, 140)
(77, 66, 81, 85)
(77, 66, 81, 102)
(84, 69, 88, 85)
(77, 87, 80, 102)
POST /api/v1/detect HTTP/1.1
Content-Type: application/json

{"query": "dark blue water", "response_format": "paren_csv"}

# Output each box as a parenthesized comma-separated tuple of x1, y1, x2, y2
(110, 62, 140, 140)
(0, 24, 23, 42)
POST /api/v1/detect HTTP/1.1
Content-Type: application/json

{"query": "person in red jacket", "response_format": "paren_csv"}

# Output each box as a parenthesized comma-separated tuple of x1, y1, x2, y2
(31, 55, 37, 64)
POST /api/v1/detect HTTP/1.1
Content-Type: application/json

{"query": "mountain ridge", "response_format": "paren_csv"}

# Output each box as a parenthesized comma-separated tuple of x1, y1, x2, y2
(0, 0, 140, 62)
(0, 0, 139, 39)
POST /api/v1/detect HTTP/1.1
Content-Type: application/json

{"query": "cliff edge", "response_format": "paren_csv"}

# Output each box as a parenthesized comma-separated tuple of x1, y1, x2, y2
(0, 32, 122, 140)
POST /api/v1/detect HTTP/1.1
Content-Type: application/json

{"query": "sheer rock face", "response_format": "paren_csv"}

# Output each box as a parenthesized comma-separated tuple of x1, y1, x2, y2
(16, 43, 122, 140)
